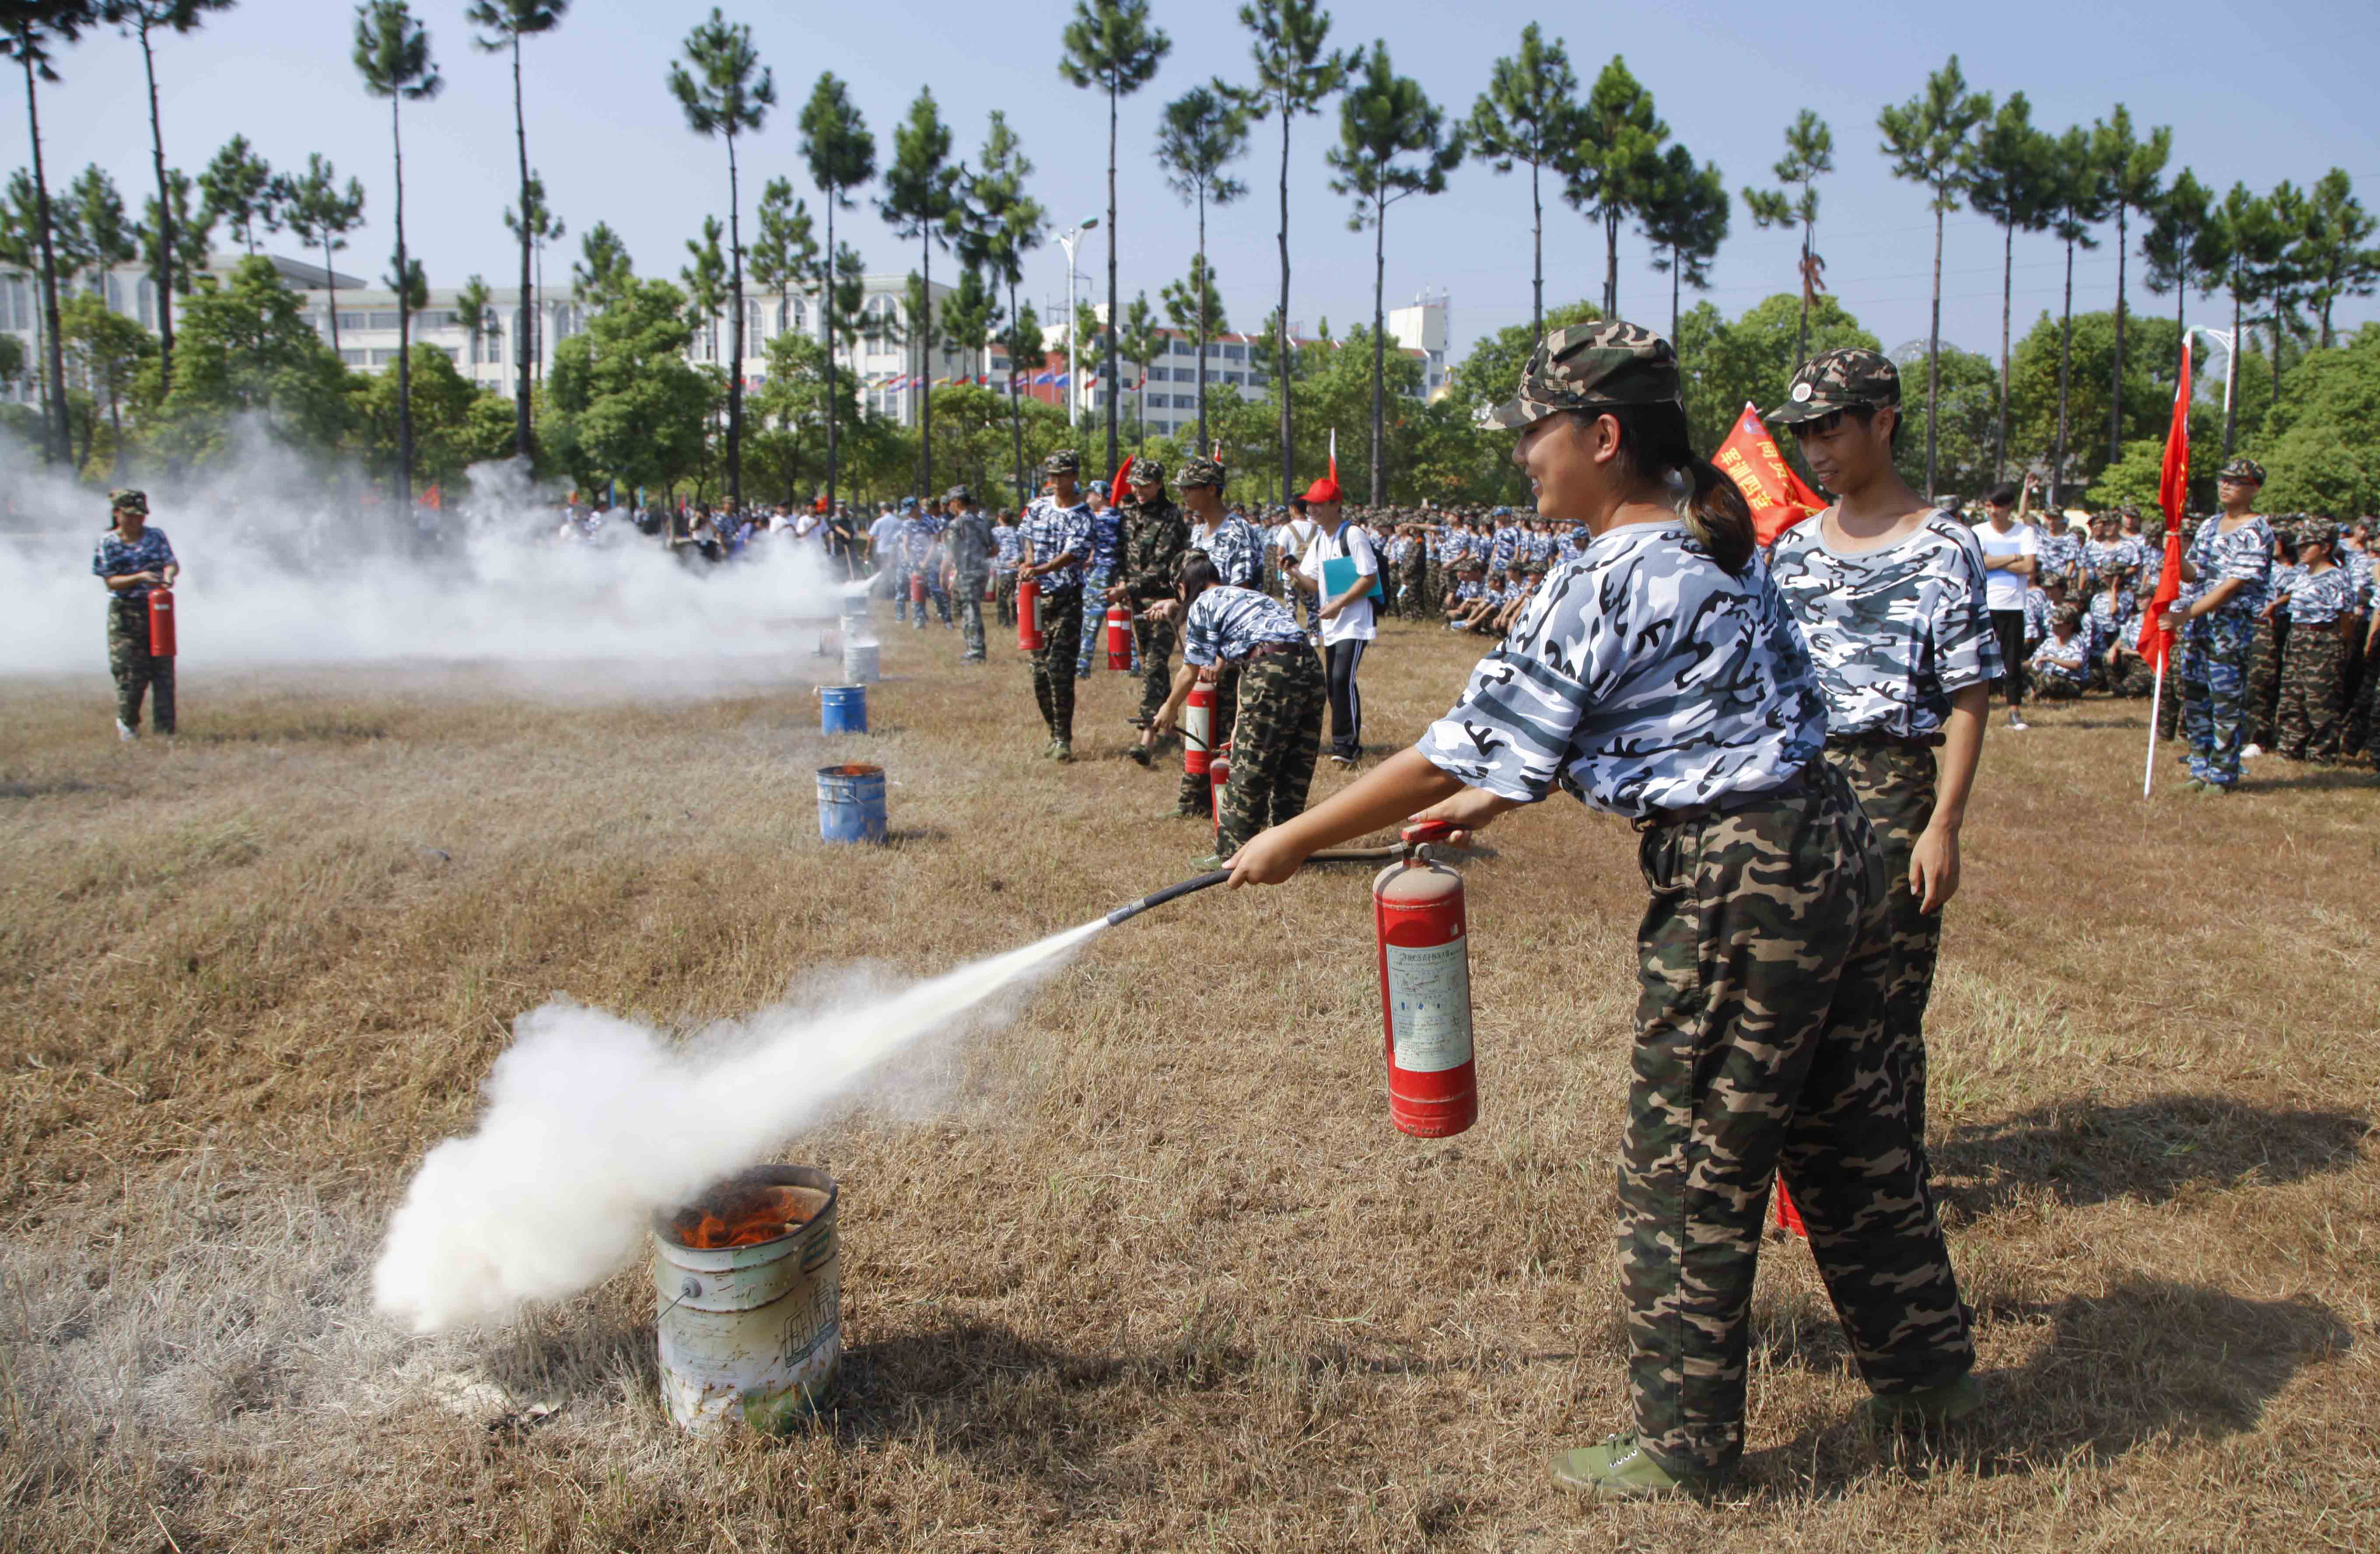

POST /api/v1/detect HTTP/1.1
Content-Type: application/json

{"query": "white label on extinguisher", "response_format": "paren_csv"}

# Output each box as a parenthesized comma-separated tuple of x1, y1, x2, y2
(1385, 936, 1473, 1073)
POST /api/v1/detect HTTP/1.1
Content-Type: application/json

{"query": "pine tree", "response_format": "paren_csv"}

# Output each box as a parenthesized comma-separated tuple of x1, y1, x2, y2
(1324, 39, 1460, 504)
(957, 110, 1043, 503)
(1565, 56, 1666, 319)
(1225, 0, 1352, 503)
(3, 0, 101, 464)
(747, 177, 818, 350)
(570, 221, 634, 314)
(1160, 254, 1226, 444)
(198, 134, 276, 255)
(1466, 23, 1577, 345)
(878, 88, 961, 499)
(1639, 144, 1727, 351)
(104, 0, 237, 393)
(1154, 85, 1246, 448)
(2042, 124, 2111, 501)
(798, 72, 875, 513)
(668, 7, 773, 512)
(466, 0, 568, 460)
(1966, 92, 2053, 480)
(1741, 110, 1833, 372)
(2290, 168, 2379, 350)
(455, 273, 492, 369)
(1059, 0, 1169, 475)
(501, 172, 562, 385)
(1116, 291, 1161, 448)
(1878, 53, 1988, 499)
(2210, 183, 2283, 455)
(2094, 105, 2170, 465)
(2143, 168, 2220, 346)
(352, 0, 441, 512)
(274, 155, 363, 353)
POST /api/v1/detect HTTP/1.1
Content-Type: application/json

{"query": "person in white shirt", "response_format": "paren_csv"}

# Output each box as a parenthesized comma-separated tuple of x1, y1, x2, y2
(1277, 500, 1321, 630)
(1975, 476, 2040, 730)
(1288, 475, 1378, 763)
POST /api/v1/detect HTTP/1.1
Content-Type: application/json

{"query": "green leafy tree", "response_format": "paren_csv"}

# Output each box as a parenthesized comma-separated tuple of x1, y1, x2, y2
(877, 87, 961, 500)
(103, 0, 237, 393)
(465, 0, 567, 460)
(958, 109, 1043, 504)
(1325, 38, 1460, 503)
(1638, 143, 1728, 350)
(2142, 168, 2222, 346)
(1565, 56, 1666, 319)
(1154, 85, 1246, 447)
(1877, 52, 1988, 498)
(748, 327, 857, 502)
(152, 253, 352, 462)
(2040, 123, 2111, 501)
(2006, 309, 2191, 493)
(1114, 290, 1162, 447)
(1966, 91, 2053, 479)
(1673, 292, 1879, 460)
(1890, 343, 1999, 498)
(1225, 0, 1353, 506)
(2093, 105, 2170, 466)
(198, 133, 276, 254)
(274, 154, 363, 352)
(545, 275, 707, 497)
(680, 215, 727, 382)
(356, 343, 496, 490)
(1160, 252, 1226, 441)
(501, 169, 562, 378)
(1742, 110, 1834, 372)
(2247, 180, 2309, 426)
(3, 0, 100, 463)
(2210, 182, 2285, 456)
(455, 272, 492, 370)
(2290, 168, 2379, 351)
(2252, 323, 2380, 514)
(352, 0, 442, 510)
(798, 72, 875, 511)
(668, 6, 771, 510)
(570, 220, 633, 313)
(67, 163, 136, 291)
(1059, 0, 1169, 474)
(1440, 298, 1599, 504)
(1466, 24, 1577, 345)
(748, 175, 818, 349)
(942, 261, 1001, 392)
(59, 289, 151, 470)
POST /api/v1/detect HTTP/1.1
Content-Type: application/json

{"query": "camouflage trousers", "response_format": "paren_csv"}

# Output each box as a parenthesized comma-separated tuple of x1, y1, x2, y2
(1029, 587, 1084, 742)
(1134, 614, 1178, 726)
(2244, 617, 2286, 749)
(2275, 619, 2348, 761)
(1624, 762, 1974, 1478)
(1423, 555, 1443, 616)
(2158, 641, 2185, 740)
(2107, 651, 2156, 699)
(2180, 611, 2254, 786)
(1214, 649, 1323, 856)
(1179, 660, 1242, 816)
(954, 573, 988, 659)
(1075, 570, 1115, 677)
(902, 574, 952, 629)
(107, 600, 175, 735)
(2339, 625, 2371, 754)
(994, 572, 1018, 627)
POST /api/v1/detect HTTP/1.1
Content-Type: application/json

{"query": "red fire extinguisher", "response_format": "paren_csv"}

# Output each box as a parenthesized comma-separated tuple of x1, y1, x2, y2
(1375, 820, 1476, 1138)
(1017, 574, 1043, 651)
(910, 572, 927, 606)
(1104, 603, 1132, 670)
(1208, 740, 1231, 848)
(147, 585, 177, 658)
(1182, 680, 1213, 776)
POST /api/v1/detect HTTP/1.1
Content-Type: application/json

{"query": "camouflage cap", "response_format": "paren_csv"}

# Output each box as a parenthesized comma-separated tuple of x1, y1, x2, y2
(1484, 320, 1680, 430)
(2219, 456, 2264, 485)
(1767, 348, 1900, 424)
(944, 484, 974, 505)
(110, 488, 148, 515)
(1126, 457, 1166, 486)
(1043, 449, 1082, 477)
(2053, 604, 2082, 628)
(2295, 516, 2336, 547)
(1176, 453, 1225, 490)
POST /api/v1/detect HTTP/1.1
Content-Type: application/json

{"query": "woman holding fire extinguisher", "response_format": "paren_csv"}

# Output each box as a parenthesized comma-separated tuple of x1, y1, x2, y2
(92, 488, 178, 742)
(1225, 322, 1979, 1499)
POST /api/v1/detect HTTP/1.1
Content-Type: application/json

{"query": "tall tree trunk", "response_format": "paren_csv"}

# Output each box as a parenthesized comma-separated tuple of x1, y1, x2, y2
(1103, 78, 1119, 476)
(2108, 202, 2127, 466)
(1794, 219, 1813, 370)
(1369, 186, 1386, 506)
(2222, 281, 2239, 456)
(1275, 108, 1292, 506)
(2052, 236, 2075, 509)
(1669, 251, 1680, 352)
(22, 52, 67, 466)
(322, 236, 340, 354)
(823, 196, 839, 513)
(1006, 275, 1027, 504)
(511, 33, 533, 459)
(1925, 202, 1942, 499)
(1194, 188, 1208, 449)
(1603, 205, 1619, 317)
(919, 232, 933, 501)
(1529, 156, 1543, 342)
(392, 92, 414, 513)
(726, 130, 745, 512)
(138, 21, 175, 392)
(1995, 218, 2012, 482)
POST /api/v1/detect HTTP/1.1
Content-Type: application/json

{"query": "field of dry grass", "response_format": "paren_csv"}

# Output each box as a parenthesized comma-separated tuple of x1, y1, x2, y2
(2, 606, 2375, 1552)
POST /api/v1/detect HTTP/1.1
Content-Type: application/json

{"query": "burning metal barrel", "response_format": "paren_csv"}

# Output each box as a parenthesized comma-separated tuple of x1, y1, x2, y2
(651, 1165, 842, 1435)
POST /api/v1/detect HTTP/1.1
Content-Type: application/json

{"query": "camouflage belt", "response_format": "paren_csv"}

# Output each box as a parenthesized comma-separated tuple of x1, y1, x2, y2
(1633, 763, 1817, 831)
(1244, 640, 1308, 659)
(1823, 730, 1943, 750)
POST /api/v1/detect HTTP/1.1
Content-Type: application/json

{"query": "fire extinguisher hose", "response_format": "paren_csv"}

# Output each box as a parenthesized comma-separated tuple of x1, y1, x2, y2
(1102, 869, 1232, 927)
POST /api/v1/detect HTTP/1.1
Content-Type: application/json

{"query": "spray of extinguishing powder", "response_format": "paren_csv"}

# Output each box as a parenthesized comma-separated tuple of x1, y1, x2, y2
(372, 920, 1107, 1334)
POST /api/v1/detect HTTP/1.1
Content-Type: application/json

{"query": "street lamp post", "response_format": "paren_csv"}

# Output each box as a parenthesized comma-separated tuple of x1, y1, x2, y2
(1057, 217, 1098, 431)
(2188, 325, 2235, 423)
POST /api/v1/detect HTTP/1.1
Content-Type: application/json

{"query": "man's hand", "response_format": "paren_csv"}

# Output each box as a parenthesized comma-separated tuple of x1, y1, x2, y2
(1409, 785, 1517, 847)
(1225, 826, 1309, 888)
(1319, 600, 1343, 622)
(1910, 823, 1961, 914)
(1141, 599, 1181, 623)
(1104, 584, 1128, 603)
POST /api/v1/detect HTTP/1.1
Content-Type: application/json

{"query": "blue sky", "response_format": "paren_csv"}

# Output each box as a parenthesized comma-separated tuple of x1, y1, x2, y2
(11, 0, 2378, 365)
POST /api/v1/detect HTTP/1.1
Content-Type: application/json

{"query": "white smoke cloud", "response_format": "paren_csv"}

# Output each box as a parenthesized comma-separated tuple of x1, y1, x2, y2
(371, 920, 1104, 1335)
(0, 420, 862, 690)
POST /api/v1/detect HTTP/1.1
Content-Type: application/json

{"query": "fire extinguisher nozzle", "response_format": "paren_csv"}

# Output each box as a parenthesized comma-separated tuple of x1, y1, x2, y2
(1103, 868, 1232, 927)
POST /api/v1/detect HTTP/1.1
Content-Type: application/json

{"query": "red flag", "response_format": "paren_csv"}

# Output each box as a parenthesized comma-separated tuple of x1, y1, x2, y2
(1110, 453, 1134, 499)
(1713, 403, 1824, 546)
(2138, 337, 2192, 667)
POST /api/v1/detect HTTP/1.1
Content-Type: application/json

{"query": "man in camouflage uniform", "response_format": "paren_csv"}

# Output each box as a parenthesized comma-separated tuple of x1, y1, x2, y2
(91, 489, 179, 740)
(1018, 451, 1094, 759)
(2174, 460, 2278, 791)
(2243, 526, 2293, 753)
(944, 485, 996, 663)
(2273, 518, 2355, 761)
(1113, 457, 1190, 759)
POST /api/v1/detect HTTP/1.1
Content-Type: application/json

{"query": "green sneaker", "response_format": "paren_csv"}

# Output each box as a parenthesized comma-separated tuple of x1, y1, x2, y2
(1050, 741, 1073, 763)
(1856, 1372, 1984, 1438)
(1125, 743, 1152, 767)
(1544, 1431, 1708, 1500)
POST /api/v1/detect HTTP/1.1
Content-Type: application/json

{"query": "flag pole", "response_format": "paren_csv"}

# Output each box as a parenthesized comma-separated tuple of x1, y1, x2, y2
(2143, 657, 2165, 798)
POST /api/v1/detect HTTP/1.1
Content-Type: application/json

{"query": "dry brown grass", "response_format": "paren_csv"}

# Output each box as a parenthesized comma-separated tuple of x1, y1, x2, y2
(2, 612, 2375, 1552)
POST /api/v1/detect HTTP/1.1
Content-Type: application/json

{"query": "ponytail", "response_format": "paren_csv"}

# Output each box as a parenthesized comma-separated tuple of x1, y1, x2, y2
(1583, 403, 1756, 575)
(1681, 458, 1756, 574)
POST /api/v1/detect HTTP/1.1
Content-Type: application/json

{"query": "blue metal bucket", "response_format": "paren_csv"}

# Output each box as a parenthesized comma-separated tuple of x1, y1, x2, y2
(819, 685, 868, 735)
(816, 763, 886, 845)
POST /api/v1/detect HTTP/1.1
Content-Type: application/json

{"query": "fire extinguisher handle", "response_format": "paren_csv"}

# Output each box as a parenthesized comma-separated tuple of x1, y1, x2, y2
(1400, 819, 1456, 846)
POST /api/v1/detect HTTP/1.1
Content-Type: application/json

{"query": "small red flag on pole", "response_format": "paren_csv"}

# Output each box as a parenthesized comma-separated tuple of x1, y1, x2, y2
(2140, 336, 2192, 796)
(1713, 403, 1826, 547)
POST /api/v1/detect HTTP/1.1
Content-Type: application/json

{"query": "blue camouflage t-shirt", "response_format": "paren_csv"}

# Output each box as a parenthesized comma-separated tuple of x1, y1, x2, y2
(1416, 522, 1827, 818)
